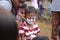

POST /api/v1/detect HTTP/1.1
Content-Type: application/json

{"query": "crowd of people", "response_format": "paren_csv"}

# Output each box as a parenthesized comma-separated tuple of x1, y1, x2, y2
(0, 0, 60, 40)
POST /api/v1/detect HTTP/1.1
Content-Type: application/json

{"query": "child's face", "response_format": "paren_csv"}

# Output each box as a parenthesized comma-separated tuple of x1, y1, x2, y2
(19, 8, 25, 16)
(26, 12, 36, 19)
(26, 12, 36, 24)
(20, 8, 25, 14)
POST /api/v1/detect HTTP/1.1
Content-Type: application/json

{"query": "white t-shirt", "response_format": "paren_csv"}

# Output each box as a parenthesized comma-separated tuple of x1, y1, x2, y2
(31, 0, 38, 9)
(0, 1, 12, 12)
(51, 0, 60, 11)
(0, 0, 12, 6)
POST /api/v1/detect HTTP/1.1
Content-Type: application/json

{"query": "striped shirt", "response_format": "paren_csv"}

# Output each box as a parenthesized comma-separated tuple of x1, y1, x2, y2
(19, 24, 40, 40)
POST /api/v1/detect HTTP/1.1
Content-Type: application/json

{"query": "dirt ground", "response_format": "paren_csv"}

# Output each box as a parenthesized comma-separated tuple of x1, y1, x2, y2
(37, 20, 52, 40)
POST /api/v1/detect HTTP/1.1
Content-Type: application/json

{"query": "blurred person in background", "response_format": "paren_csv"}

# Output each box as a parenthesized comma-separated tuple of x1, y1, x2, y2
(0, 7, 18, 40)
(38, 0, 47, 22)
(11, 0, 25, 16)
(51, 0, 60, 40)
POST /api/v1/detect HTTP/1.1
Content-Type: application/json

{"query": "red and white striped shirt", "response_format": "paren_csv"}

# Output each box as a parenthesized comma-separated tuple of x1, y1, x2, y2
(19, 24, 40, 40)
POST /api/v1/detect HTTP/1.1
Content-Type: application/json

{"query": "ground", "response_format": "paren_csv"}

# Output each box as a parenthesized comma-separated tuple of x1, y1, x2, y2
(37, 20, 52, 40)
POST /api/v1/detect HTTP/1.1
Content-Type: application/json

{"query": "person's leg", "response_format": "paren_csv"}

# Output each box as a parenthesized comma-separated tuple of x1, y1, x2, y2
(36, 9, 40, 19)
(40, 10, 44, 18)
(39, 10, 46, 22)
(51, 11, 59, 40)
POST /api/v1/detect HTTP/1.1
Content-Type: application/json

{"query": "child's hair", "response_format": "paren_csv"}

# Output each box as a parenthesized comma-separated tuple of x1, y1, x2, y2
(25, 6, 36, 15)
(32, 36, 49, 40)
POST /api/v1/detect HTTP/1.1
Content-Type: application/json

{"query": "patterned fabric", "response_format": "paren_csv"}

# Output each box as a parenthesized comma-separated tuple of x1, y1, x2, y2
(51, 11, 60, 40)
(19, 24, 40, 40)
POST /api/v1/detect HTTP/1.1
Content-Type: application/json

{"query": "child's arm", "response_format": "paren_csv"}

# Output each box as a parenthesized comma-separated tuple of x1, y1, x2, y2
(19, 13, 26, 21)
(18, 13, 31, 25)
(19, 34, 25, 40)
(37, 29, 40, 36)
(34, 24, 40, 36)
(34, 21, 40, 35)
(17, 9, 30, 25)
(17, 9, 25, 20)
(19, 27, 26, 40)
(36, 24, 40, 36)
(15, 20, 20, 29)
(16, 15, 20, 27)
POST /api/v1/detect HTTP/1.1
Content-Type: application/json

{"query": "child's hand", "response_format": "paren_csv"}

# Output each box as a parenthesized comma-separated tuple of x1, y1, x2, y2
(24, 21, 27, 26)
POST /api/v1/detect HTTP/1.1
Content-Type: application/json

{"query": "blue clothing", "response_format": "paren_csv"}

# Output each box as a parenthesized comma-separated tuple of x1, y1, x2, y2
(39, 4, 44, 10)
(39, 1, 44, 10)
(48, 4, 52, 15)
(49, 4, 53, 11)
(51, 0, 60, 11)
(39, 1, 44, 17)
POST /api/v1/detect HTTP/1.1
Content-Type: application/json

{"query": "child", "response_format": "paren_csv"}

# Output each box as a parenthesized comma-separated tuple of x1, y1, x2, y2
(16, 4, 27, 27)
(19, 6, 40, 40)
